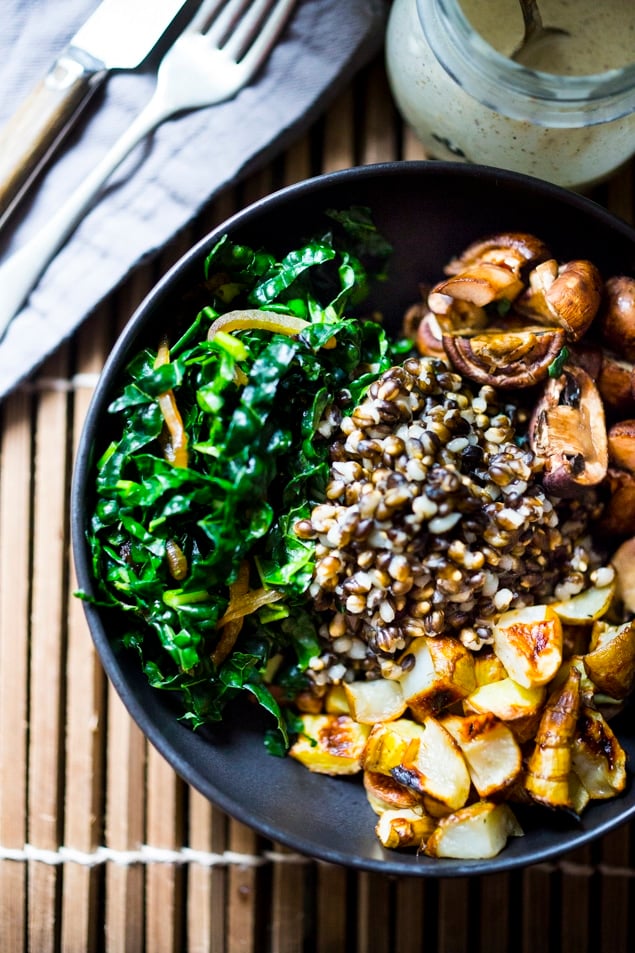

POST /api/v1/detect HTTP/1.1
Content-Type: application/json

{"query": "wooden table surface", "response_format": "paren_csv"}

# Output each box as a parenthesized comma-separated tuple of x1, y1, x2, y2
(1, 47, 634, 953)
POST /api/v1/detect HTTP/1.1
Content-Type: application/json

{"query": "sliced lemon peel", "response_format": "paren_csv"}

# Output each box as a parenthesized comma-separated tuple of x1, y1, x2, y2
(207, 309, 336, 348)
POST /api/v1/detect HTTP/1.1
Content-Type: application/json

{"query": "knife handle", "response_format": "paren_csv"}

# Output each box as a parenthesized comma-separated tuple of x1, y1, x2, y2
(0, 50, 105, 227)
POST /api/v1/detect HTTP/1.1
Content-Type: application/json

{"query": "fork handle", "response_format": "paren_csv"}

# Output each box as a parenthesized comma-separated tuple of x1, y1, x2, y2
(0, 95, 167, 339)
(0, 50, 106, 230)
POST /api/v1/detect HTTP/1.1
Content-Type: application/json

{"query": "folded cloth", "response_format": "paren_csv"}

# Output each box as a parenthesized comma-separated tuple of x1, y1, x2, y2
(0, 0, 389, 398)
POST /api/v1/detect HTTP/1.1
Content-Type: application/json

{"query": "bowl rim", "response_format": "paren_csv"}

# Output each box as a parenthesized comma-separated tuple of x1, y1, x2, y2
(71, 160, 635, 876)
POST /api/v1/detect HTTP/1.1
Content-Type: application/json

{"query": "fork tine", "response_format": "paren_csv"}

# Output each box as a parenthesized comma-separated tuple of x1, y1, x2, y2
(203, 0, 254, 46)
(185, 0, 228, 34)
(221, 0, 276, 58)
(229, 0, 297, 70)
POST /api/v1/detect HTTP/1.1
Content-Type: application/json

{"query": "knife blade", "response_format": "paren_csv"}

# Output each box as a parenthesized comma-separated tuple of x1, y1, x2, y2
(0, 0, 192, 229)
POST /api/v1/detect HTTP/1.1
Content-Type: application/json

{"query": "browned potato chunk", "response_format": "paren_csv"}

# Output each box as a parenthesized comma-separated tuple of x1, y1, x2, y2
(375, 807, 437, 850)
(552, 584, 615, 625)
(424, 802, 523, 860)
(344, 678, 406, 724)
(289, 715, 370, 775)
(363, 717, 471, 812)
(463, 677, 546, 743)
(362, 719, 424, 775)
(398, 636, 476, 719)
(363, 770, 424, 815)
(571, 708, 628, 799)
(583, 619, 635, 699)
(492, 604, 563, 688)
(441, 713, 522, 798)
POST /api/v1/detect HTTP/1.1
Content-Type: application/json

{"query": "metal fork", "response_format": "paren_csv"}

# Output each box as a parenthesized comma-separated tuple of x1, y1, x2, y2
(0, 0, 297, 336)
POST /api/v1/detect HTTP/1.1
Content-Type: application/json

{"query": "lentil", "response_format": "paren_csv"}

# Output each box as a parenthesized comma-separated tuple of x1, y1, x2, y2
(297, 357, 609, 683)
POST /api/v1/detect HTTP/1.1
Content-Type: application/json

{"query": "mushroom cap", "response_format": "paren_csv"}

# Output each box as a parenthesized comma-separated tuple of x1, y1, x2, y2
(442, 326, 565, 389)
(596, 351, 635, 417)
(600, 467, 635, 537)
(607, 419, 635, 473)
(517, 260, 603, 341)
(599, 275, 635, 360)
(444, 232, 551, 276)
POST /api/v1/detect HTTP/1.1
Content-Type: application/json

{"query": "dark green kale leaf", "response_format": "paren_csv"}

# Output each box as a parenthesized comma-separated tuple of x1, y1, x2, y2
(84, 208, 395, 746)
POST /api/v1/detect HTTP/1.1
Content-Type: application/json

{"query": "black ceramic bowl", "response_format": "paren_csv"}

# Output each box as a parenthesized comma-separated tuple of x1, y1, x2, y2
(72, 161, 635, 877)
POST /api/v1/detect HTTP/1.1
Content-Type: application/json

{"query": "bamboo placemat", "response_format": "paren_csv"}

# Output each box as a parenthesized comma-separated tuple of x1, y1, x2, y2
(1, 54, 635, 953)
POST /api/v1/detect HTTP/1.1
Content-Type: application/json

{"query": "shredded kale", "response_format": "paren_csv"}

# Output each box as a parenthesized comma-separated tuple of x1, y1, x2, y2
(83, 207, 404, 745)
(548, 345, 570, 378)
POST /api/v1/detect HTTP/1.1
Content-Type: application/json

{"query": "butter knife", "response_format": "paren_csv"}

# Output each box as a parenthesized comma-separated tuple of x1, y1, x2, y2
(0, 0, 192, 228)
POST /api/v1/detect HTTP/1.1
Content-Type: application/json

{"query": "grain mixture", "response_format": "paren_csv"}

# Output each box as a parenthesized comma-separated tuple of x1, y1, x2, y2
(296, 357, 610, 688)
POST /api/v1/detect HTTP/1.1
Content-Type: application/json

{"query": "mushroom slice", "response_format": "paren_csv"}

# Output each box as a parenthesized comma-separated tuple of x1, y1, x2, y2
(415, 311, 447, 358)
(431, 262, 524, 308)
(517, 259, 603, 341)
(529, 364, 608, 495)
(442, 326, 565, 389)
(599, 275, 635, 361)
(426, 289, 489, 333)
(607, 419, 635, 472)
(444, 232, 550, 276)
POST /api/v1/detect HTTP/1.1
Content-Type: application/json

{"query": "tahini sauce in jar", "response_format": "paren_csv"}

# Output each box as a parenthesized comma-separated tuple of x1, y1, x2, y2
(385, 0, 635, 188)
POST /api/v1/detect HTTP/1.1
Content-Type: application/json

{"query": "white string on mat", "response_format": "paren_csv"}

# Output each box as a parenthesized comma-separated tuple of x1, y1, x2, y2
(0, 843, 310, 868)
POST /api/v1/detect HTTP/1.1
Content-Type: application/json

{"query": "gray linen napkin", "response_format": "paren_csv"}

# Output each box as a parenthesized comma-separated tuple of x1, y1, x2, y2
(0, 0, 389, 398)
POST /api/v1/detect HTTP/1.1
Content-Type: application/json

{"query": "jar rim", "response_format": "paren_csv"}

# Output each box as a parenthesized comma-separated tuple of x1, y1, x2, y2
(416, 0, 635, 126)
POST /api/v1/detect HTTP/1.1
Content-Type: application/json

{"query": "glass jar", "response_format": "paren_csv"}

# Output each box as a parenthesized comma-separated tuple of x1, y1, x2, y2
(385, 0, 635, 190)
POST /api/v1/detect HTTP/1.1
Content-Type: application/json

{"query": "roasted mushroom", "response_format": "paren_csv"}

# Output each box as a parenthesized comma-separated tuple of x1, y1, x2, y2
(441, 326, 565, 389)
(516, 259, 603, 341)
(599, 467, 635, 537)
(599, 276, 635, 360)
(430, 262, 525, 308)
(529, 364, 608, 496)
(415, 311, 447, 358)
(444, 231, 550, 276)
(597, 352, 635, 417)
(426, 287, 489, 328)
(607, 419, 635, 472)
(610, 536, 635, 615)
(401, 299, 448, 359)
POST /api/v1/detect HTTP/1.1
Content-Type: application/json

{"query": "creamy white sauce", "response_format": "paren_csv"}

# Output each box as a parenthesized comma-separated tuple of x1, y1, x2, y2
(459, 0, 635, 75)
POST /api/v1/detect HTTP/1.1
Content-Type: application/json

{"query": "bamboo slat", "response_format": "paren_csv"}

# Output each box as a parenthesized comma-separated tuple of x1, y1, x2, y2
(315, 862, 349, 953)
(186, 789, 228, 953)
(226, 821, 261, 953)
(103, 277, 153, 953)
(27, 345, 71, 953)
(0, 386, 32, 951)
(356, 872, 393, 953)
(60, 309, 109, 953)
(437, 878, 471, 953)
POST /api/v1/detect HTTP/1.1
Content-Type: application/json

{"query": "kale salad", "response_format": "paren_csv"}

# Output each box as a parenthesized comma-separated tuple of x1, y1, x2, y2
(84, 207, 405, 752)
